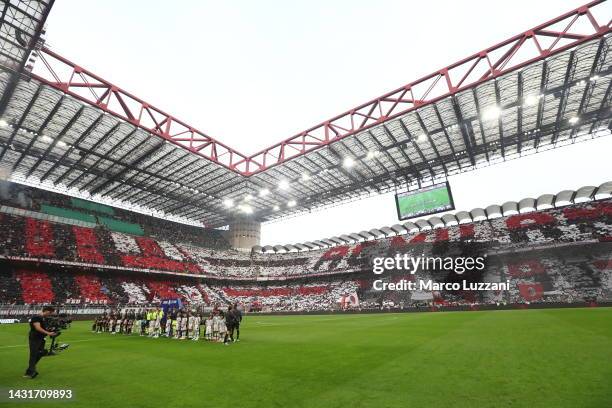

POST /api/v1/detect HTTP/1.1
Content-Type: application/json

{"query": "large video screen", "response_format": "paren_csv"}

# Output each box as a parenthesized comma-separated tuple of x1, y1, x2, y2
(395, 182, 455, 220)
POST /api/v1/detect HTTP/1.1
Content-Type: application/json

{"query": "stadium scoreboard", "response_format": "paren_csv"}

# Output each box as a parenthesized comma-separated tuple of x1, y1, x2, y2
(395, 182, 455, 220)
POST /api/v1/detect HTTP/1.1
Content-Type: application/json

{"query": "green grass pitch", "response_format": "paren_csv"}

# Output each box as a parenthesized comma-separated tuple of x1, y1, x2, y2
(398, 186, 451, 218)
(1, 308, 611, 408)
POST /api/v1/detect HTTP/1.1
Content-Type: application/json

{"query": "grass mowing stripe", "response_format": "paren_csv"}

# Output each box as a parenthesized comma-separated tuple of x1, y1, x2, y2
(0, 308, 610, 408)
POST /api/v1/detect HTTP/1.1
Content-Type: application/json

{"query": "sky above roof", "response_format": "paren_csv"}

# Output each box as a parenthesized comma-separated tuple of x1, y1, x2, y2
(43, 0, 612, 244)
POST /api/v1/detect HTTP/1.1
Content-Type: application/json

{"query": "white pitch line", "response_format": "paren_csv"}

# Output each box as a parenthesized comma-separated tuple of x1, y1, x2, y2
(0, 338, 104, 350)
(251, 314, 404, 326)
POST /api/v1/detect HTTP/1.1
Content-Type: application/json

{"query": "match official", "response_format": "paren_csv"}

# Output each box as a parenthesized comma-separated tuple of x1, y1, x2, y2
(232, 303, 242, 342)
(223, 305, 236, 345)
(24, 306, 57, 379)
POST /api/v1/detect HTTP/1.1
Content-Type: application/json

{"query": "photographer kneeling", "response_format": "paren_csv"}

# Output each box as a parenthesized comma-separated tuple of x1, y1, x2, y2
(24, 306, 57, 379)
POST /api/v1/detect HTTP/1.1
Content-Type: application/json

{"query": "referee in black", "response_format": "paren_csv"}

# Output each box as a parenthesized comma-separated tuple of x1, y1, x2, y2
(233, 303, 242, 342)
(24, 306, 57, 379)
(223, 305, 236, 345)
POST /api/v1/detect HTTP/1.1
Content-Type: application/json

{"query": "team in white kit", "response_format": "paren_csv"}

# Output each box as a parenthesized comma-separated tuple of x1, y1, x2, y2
(94, 304, 243, 344)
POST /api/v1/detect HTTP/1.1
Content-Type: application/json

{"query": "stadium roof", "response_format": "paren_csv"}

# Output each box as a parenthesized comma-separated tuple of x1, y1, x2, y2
(0, 0, 610, 227)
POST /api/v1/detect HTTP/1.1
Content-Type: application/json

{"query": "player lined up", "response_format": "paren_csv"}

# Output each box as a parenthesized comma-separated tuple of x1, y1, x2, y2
(93, 304, 243, 344)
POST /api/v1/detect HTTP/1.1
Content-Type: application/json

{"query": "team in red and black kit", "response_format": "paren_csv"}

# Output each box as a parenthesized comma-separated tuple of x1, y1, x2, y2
(90, 303, 245, 345)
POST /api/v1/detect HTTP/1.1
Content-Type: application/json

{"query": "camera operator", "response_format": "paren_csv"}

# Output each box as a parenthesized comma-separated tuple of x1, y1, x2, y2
(24, 306, 57, 379)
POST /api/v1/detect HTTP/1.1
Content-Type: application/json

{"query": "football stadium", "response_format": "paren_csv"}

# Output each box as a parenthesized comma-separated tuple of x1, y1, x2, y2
(0, 0, 611, 407)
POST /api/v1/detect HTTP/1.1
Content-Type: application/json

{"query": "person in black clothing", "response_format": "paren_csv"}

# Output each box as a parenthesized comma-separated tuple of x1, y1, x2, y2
(223, 305, 236, 345)
(233, 303, 243, 342)
(24, 306, 57, 379)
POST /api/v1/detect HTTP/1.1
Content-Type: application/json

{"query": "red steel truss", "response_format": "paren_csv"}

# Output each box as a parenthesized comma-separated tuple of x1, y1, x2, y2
(30, 0, 611, 176)
(31, 49, 250, 172)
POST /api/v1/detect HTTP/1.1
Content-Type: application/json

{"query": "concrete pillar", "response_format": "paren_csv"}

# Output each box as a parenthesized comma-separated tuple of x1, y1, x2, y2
(0, 165, 10, 180)
(228, 218, 261, 250)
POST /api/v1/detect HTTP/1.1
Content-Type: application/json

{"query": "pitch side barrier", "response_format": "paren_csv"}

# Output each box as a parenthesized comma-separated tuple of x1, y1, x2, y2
(250, 302, 612, 317)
